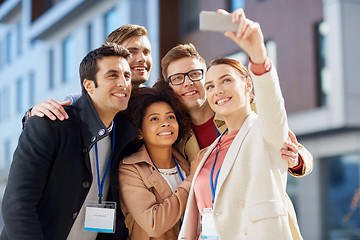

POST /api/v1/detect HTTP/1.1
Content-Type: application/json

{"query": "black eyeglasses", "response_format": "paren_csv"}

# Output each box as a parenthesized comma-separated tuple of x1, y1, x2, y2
(167, 69, 204, 86)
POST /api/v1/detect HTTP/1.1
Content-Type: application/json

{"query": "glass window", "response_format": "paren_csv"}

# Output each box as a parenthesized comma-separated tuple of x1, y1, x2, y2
(228, 0, 245, 11)
(266, 40, 277, 69)
(322, 152, 360, 239)
(130, 0, 148, 27)
(16, 77, 24, 113)
(1, 86, 10, 118)
(49, 48, 54, 89)
(6, 31, 12, 64)
(17, 21, 22, 57)
(87, 23, 93, 51)
(179, 0, 199, 36)
(104, 8, 118, 40)
(62, 36, 75, 83)
(4, 139, 11, 166)
(0, 90, 2, 122)
(0, 39, 3, 69)
(316, 21, 330, 107)
(29, 71, 35, 106)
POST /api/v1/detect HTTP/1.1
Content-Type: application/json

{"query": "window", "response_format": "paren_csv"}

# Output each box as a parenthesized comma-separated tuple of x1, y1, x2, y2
(321, 153, 360, 239)
(130, 0, 148, 27)
(104, 8, 118, 40)
(62, 36, 75, 83)
(179, 0, 199, 36)
(87, 23, 93, 51)
(1, 86, 10, 118)
(29, 71, 35, 106)
(4, 139, 12, 166)
(0, 39, 3, 70)
(315, 21, 330, 107)
(225, 51, 248, 65)
(16, 77, 25, 113)
(0, 90, 2, 122)
(17, 21, 22, 57)
(266, 40, 277, 69)
(49, 48, 54, 89)
(6, 31, 12, 64)
(228, 0, 245, 11)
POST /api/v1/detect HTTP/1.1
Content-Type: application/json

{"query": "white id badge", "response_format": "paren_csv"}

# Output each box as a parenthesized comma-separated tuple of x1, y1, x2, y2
(84, 201, 116, 233)
(201, 208, 219, 239)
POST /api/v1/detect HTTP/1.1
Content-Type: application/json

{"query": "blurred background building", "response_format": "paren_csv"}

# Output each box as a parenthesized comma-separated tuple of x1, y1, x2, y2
(0, 0, 359, 239)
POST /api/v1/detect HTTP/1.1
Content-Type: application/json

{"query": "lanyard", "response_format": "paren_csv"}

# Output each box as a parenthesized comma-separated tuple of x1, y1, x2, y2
(94, 121, 116, 204)
(210, 128, 228, 205)
(151, 155, 185, 181)
(214, 113, 220, 138)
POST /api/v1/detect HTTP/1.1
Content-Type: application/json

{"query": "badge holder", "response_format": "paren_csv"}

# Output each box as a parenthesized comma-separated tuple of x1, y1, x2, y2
(84, 201, 116, 233)
(201, 208, 219, 239)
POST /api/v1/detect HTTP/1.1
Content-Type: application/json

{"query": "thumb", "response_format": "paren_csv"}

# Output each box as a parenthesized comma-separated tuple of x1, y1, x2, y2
(59, 100, 72, 106)
(224, 31, 237, 40)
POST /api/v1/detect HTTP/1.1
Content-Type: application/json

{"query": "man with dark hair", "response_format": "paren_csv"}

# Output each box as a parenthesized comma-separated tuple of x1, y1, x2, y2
(1, 43, 138, 240)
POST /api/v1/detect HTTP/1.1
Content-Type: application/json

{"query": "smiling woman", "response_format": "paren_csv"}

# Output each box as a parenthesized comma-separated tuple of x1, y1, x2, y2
(118, 83, 199, 240)
(179, 8, 301, 240)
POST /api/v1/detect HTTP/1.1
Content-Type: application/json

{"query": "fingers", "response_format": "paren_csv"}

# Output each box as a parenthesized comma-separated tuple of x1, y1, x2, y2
(281, 140, 299, 168)
(217, 9, 228, 15)
(30, 99, 70, 121)
(283, 140, 298, 154)
(281, 153, 299, 169)
(288, 129, 298, 145)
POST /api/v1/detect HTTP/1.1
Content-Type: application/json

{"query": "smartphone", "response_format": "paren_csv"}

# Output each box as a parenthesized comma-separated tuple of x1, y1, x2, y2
(199, 11, 239, 32)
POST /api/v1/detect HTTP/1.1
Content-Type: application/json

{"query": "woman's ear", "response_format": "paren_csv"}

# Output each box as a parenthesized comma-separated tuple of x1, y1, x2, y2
(83, 79, 95, 94)
(138, 130, 143, 140)
(245, 77, 253, 91)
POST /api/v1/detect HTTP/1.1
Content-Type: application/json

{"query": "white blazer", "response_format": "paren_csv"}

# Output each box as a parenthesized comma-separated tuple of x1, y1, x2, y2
(179, 65, 293, 240)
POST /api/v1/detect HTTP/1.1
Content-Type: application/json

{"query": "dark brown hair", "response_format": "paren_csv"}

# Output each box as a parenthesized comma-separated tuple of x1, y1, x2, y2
(123, 80, 191, 144)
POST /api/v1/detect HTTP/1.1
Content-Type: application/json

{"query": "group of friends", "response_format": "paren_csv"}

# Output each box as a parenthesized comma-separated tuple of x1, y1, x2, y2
(1, 8, 313, 240)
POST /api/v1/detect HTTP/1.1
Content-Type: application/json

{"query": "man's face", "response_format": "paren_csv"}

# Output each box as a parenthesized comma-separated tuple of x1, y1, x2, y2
(85, 56, 132, 118)
(122, 35, 152, 86)
(166, 57, 206, 111)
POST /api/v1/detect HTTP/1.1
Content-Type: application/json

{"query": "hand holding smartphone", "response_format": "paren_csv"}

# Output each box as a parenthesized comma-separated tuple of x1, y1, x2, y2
(199, 11, 239, 32)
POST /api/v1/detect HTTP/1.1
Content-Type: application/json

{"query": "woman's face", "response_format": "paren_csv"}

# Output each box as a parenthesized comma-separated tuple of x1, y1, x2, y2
(141, 102, 179, 149)
(204, 64, 251, 117)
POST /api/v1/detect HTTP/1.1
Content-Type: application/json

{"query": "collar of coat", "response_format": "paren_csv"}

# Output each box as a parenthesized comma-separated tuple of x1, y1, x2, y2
(69, 93, 139, 153)
(122, 145, 190, 175)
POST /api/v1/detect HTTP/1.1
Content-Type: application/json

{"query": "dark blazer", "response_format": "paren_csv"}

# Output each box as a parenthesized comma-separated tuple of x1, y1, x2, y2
(0, 94, 139, 240)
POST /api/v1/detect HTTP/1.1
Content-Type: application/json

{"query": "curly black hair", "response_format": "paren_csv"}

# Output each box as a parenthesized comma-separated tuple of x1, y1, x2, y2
(123, 79, 191, 145)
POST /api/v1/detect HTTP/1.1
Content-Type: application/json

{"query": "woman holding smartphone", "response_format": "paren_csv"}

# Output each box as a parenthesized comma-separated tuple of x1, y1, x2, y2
(179, 9, 297, 240)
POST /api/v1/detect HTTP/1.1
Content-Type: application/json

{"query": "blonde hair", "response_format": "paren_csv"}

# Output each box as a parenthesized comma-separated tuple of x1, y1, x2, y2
(106, 24, 148, 45)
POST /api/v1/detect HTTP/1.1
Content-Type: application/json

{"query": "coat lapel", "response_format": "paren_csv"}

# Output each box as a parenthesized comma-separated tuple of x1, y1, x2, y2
(214, 112, 258, 199)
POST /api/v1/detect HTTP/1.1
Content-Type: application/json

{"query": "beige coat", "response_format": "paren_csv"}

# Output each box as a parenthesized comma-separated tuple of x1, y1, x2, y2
(118, 145, 191, 240)
(179, 66, 297, 240)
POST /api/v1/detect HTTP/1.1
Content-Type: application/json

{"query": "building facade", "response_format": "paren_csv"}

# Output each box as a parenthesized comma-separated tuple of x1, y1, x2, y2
(1, 0, 360, 239)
